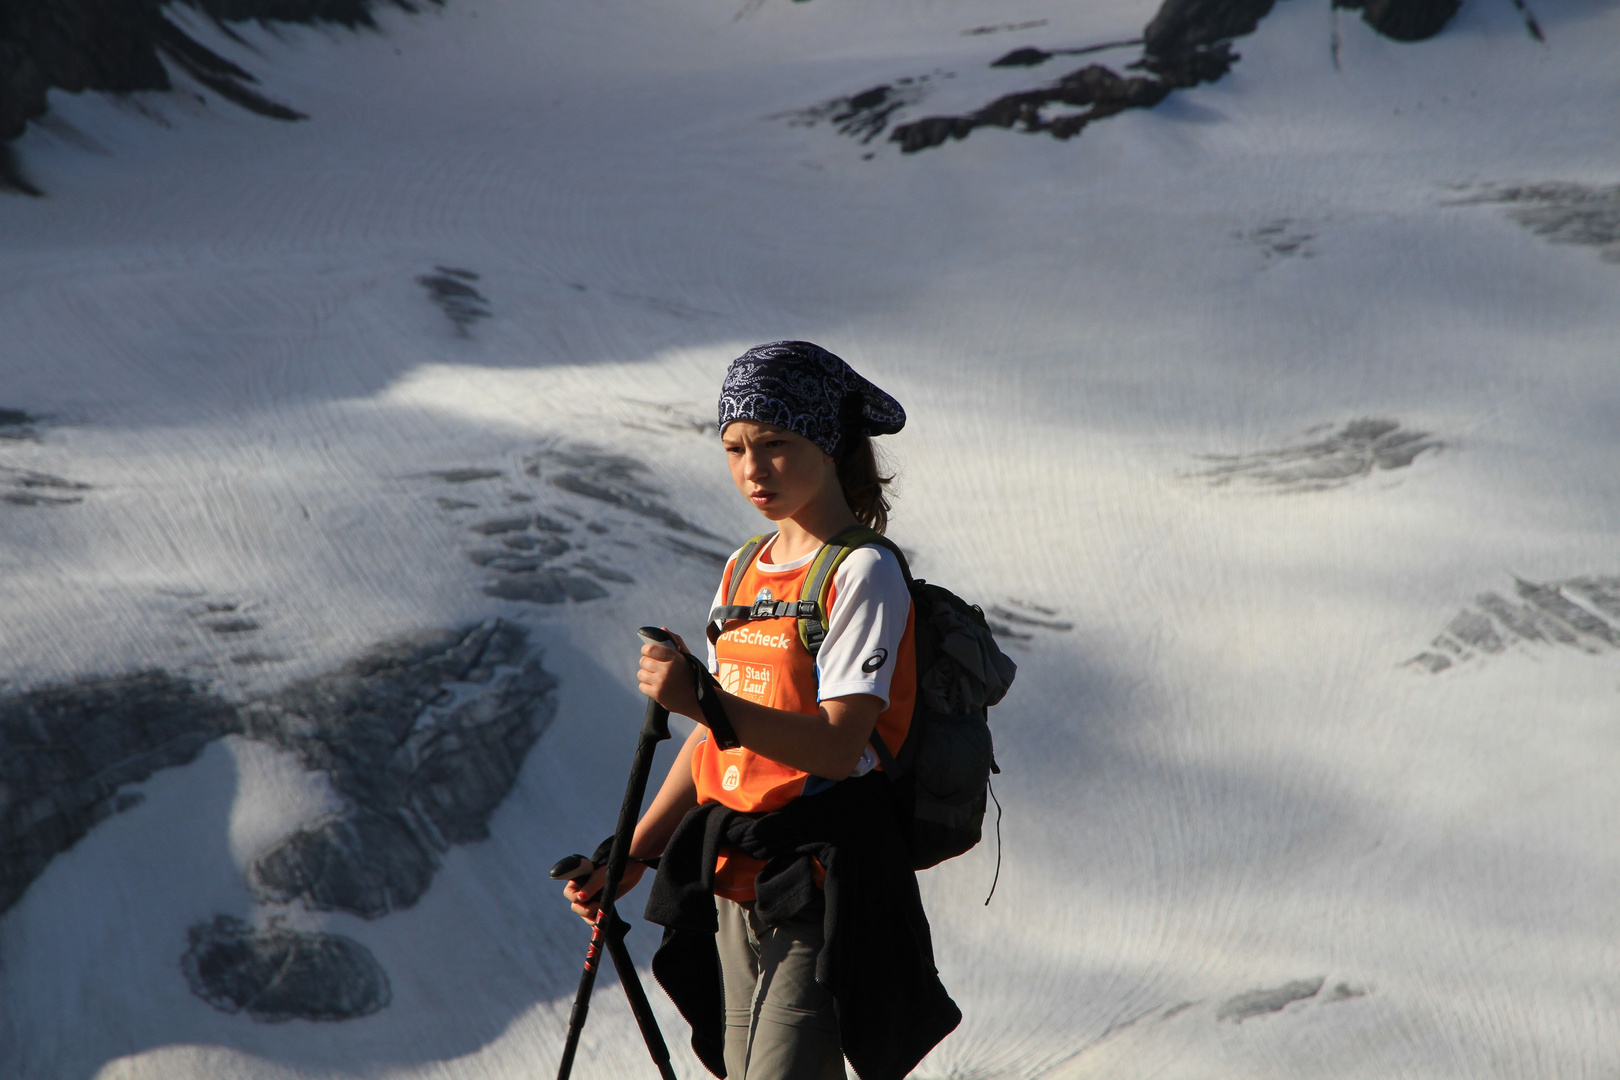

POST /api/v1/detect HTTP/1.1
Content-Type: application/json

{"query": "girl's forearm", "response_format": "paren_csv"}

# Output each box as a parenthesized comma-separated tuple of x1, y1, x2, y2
(712, 691, 880, 779)
(629, 723, 704, 858)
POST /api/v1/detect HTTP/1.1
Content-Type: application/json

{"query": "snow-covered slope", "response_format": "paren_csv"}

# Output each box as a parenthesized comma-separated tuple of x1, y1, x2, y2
(2, 1, 1618, 1078)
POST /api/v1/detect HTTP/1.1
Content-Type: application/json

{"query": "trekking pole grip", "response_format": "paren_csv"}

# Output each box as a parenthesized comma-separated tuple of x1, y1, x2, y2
(636, 626, 676, 742)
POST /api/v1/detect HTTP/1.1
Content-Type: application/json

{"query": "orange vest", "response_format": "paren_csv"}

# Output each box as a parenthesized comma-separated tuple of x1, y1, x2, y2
(691, 543, 916, 901)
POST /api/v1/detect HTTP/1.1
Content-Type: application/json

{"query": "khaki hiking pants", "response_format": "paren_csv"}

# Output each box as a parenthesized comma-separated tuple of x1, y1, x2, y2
(715, 896, 845, 1080)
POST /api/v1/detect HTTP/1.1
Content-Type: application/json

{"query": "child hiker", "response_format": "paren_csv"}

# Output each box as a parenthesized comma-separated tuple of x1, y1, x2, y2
(561, 340, 960, 1080)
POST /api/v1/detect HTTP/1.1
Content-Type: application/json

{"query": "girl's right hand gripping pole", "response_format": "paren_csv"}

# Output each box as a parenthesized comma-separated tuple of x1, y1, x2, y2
(553, 627, 677, 1080)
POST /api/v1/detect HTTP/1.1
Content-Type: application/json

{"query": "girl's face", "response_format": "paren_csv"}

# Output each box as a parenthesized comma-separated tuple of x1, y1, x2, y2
(722, 421, 836, 522)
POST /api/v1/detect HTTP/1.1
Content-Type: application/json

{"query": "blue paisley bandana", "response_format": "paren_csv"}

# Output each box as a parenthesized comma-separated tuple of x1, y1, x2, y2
(717, 341, 906, 456)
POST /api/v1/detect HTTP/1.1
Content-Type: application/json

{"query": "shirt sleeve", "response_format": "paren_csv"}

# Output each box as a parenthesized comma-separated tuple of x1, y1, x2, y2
(815, 545, 911, 707)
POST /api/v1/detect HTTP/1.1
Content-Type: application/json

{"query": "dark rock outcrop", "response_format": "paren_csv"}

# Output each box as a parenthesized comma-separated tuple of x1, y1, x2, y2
(1, 619, 558, 1020)
(241, 620, 559, 917)
(1143, 0, 1279, 58)
(417, 266, 491, 336)
(1334, 0, 1461, 42)
(1217, 977, 1324, 1023)
(1, 0, 436, 193)
(889, 45, 1233, 154)
(182, 914, 391, 1022)
(795, 0, 1464, 157)
(2, 619, 556, 925)
(0, 671, 238, 913)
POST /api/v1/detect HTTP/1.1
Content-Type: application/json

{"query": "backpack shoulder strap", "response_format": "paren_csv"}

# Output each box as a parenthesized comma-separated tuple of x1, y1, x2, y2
(706, 534, 771, 645)
(797, 525, 913, 655)
(796, 526, 917, 776)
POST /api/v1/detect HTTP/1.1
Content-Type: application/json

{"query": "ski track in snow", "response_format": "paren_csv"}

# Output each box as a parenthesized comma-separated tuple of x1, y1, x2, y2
(3, 0, 1620, 1078)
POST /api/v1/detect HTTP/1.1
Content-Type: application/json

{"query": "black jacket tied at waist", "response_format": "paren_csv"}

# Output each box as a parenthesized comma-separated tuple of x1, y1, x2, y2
(643, 771, 961, 1080)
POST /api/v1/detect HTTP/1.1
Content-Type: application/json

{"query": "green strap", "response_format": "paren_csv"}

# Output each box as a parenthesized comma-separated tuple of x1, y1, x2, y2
(704, 526, 915, 777)
(796, 525, 912, 656)
(706, 534, 770, 645)
(794, 525, 913, 778)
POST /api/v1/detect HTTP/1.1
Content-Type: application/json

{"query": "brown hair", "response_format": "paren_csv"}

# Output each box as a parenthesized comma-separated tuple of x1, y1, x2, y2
(836, 434, 895, 534)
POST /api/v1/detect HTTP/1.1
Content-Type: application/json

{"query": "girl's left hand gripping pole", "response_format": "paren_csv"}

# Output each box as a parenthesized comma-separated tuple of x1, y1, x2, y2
(553, 627, 681, 1080)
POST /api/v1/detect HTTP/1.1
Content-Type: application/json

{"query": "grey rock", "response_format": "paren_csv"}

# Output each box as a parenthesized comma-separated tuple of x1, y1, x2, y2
(1448, 184, 1620, 264)
(417, 267, 492, 336)
(1144, 0, 1277, 57)
(471, 517, 532, 536)
(182, 915, 390, 1022)
(1334, 0, 1461, 42)
(2, 618, 560, 1026)
(484, 571, 608, 605)
(428, 468, 503, 484)
(251, 808, 438, 918)
(575, 559, 634, 584)
(205, 617, 260, 635)
(551, 473, 715, 538)
(887, 48, 1229, 153)
(1411, 576, 1620, 672)
(0, 672, 237, 913)
(2, 467, 91, 507)
(1216, 977, 1324, 1022)
(240, 622, 558, 918)
(1195, 418, 1441, 493)
(0, 407, 37, 439)
(485, 555, 541, 573)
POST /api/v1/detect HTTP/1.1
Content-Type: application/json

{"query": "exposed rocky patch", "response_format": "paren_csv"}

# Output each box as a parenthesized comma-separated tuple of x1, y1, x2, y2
(1216, 977, 1324, 1022)
(0, 465, 91, 506)
(1195, 419, 1440, 493)
(0, 671, 237, 913)
(1449, 183, 1620, 264)
(786, 0, 1463, 156)
(1239, 218, 1318, 260)
(416, 266, 492, 335)
(1143, 0, 1277, 57)
(1333, 0, 1462, 43)
(1408, 574, 1620, 673)
(426, 467, 504, 484)
(483, 570, 607, 604)
(778, 77, 943, 146)
(240, 620, 557, 917)
(182, 914, 390, 1022)
(0, 408, 39, 440)
(1324, 980, 1367, 1001)
(988, 38, 1145, 68)
(888, 50, 1234, 153)
(1, 619, 556, 1020)
(548, 453, 719, 539)
(1, 0, 437, 194)
(962, 19, 1049, 37)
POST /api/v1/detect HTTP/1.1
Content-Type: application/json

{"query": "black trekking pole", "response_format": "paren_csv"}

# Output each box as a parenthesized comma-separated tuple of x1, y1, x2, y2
(549, 626, 681, 1080)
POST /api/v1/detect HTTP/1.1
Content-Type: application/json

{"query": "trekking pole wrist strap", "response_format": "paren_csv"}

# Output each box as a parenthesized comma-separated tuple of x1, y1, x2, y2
(679, 651, 742, 750)
(590, 835, 661, 872)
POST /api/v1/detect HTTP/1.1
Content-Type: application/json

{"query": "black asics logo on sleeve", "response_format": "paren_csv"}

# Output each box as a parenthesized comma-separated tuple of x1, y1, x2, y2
(861, 648, 888, 673)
